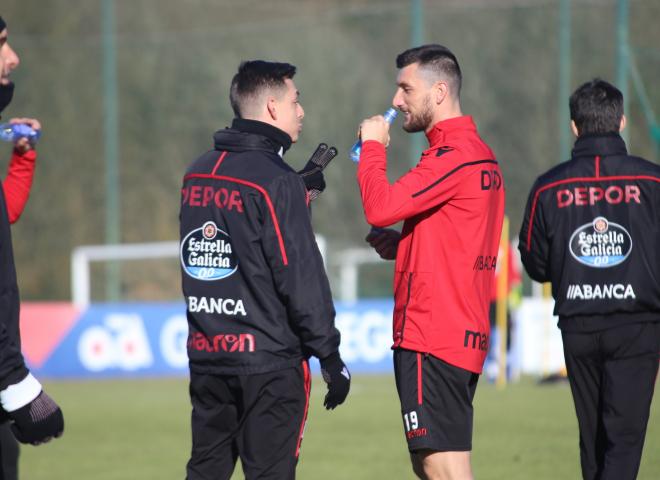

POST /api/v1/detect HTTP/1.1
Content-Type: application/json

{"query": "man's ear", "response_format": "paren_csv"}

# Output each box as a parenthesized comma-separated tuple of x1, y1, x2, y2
(619, 114, 627, 132)
(570, 120, 579, 137)
(433, 81, 448, 105)
(266, 97, 277, 120)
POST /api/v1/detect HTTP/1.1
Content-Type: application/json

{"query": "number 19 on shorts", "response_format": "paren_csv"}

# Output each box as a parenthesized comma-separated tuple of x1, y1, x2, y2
(403, 411, 419, 432)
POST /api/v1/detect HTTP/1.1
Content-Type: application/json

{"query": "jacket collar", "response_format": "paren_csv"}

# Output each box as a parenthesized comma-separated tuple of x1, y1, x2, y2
(213, 118, 292, 155)
(425, 115, 476, 147)
(571, 133, 628, 159)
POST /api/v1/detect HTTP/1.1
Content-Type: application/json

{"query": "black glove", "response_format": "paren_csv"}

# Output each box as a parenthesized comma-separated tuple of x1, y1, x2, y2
(9, 391, 64, 445)
(320, 352, 350, 410)
(298, 143, 338, 201)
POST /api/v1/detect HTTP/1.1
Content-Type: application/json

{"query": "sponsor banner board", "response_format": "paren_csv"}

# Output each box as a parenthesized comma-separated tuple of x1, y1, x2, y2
(20, 299, 566, 378)
(21, 300, 395, 378)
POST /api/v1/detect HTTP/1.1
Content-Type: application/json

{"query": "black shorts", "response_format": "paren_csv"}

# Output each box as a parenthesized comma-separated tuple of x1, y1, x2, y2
(186, 361, 311, 480)
(393, 349, 479, 452)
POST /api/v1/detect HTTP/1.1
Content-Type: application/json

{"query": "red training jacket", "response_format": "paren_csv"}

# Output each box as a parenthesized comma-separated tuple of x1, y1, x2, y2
(357, 115, 505, 373)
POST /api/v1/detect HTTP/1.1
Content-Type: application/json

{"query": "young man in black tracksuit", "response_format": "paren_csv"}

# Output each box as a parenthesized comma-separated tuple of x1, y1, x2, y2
(0, 18, 64, 478)
(519, 79, 660, 480)
(180, 61, 350, 479)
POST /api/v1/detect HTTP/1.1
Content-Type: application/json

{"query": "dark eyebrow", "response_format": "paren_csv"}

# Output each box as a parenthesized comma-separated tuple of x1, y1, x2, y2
(397, 81, 412, 89)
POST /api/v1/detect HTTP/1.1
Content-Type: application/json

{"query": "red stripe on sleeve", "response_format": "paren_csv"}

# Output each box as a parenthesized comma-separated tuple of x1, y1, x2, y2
(295, 360, 312, 458)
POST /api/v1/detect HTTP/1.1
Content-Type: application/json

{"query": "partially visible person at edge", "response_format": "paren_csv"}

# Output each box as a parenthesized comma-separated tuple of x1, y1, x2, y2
(356, 44, 505, 480)
(0, 15, 65, 479)
(180, 60, 350, 480)
(519, 78, 660, 480)
(484, 241, 522, 383)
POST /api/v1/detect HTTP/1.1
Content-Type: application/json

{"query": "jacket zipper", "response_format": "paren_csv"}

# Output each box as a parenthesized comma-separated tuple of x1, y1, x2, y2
(399, 272, 414, 343)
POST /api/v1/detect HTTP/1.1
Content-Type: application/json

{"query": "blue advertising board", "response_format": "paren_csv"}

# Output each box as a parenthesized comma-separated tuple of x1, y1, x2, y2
(25, 300, 395, 378)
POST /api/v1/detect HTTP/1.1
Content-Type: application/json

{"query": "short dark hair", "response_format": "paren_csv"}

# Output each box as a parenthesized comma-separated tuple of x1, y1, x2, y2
(396, 44, 462, 97)
(229, 60, 297, 118)
(569, 78, 623, 136)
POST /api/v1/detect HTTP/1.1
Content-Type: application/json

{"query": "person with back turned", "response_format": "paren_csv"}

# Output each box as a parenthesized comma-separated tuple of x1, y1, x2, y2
(519, 78, 660, 479)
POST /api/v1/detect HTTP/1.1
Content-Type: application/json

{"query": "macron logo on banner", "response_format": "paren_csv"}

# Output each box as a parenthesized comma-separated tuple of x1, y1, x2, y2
(19, 303, 80, 369)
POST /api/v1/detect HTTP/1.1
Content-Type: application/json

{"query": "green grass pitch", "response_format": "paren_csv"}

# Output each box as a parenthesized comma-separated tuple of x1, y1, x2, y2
(20, 375, 660, 479)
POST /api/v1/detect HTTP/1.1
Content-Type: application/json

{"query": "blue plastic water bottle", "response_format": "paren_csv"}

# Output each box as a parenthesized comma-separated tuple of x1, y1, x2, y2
(349, 108, 398, 162)
(0, 123, 41, 143)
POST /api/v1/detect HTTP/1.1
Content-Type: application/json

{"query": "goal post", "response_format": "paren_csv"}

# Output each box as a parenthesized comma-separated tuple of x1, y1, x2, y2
(71, 237, 328, 308)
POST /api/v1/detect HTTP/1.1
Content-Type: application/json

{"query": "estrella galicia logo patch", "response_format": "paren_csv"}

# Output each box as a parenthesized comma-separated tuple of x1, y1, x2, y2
(569, 216, 632, 268)
(180, 221, 238, 281)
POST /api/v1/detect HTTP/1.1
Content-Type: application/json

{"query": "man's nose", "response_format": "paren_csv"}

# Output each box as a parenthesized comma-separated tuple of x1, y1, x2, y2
(392, 89, 403, 109)
(1, 44, 20, 71)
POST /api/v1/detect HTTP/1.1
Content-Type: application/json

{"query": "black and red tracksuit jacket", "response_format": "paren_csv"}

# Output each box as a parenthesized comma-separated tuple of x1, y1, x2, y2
(180, 119, 340, 375)
(357, 115, 505, 373)
(0, 148, 38, 392)
(519, 133, 660, 331)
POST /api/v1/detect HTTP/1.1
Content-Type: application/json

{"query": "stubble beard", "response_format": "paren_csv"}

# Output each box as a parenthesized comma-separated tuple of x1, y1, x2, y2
(403, 97, 434, 133)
